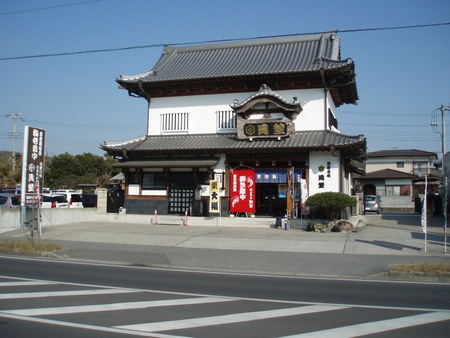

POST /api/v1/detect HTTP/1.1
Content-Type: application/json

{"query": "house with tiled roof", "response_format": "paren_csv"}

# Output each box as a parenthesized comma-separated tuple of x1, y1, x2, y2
(102, 32, 366, 217)
(357, 149, 440, 213)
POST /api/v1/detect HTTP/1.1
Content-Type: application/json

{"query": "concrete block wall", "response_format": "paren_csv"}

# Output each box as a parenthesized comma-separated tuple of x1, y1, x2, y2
(0, 209, 21, 233)
(379, 196, 415, 213)
(0, 208, 277, 233)
(96, 188, 107, 214)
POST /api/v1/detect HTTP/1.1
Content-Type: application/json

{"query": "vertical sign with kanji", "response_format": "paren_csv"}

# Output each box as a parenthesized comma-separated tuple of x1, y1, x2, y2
(21, 126, 46, 206)
(209, 180, 221, 213)
(230, 169, 256, 213)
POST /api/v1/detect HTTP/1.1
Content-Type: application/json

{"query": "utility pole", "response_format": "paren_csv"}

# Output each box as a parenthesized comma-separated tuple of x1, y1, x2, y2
(441, 105, 450, 254)
(432, 104, 450, 253)
(6, 112, 24, 173)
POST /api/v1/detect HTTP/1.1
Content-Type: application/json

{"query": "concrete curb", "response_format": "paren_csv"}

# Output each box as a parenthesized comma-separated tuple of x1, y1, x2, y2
(385, 271, 450, 282)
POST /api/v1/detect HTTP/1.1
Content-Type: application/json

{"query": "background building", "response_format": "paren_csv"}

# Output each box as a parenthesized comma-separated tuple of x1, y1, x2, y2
(358, 149, 439, 213)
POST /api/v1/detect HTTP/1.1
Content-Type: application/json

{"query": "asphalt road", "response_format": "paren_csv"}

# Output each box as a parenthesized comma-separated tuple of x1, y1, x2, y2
(0, 256, 449, 337)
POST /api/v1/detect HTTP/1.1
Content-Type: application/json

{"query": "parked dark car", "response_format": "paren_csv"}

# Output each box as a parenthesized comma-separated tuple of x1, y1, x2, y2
(364, 195, 381, 214)
(82, 193, 98, 208)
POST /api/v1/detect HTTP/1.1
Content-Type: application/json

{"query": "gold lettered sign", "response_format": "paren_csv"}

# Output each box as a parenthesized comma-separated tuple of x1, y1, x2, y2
(244, 122, 287, 137)
(209, 180, 221, 213)
(237, 117, 294, 139)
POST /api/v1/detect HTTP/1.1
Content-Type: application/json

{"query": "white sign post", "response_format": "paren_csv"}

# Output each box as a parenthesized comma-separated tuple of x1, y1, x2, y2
(20, 126, 46, 235)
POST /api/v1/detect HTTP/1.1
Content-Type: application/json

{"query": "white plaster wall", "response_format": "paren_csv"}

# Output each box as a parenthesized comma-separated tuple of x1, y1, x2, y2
(295, 89, 327, 131)
(308, 151, 340, 196)
(148, 88, 327, 135)
(142, 190, 166, 196)
(128, 184, 140, 195)
(214, 154, 226, 171)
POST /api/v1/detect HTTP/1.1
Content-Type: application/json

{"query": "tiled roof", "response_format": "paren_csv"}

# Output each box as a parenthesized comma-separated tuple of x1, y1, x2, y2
(367, 149, 437, 158)
(117, 32, 352, 84)
(102, 130, 366, 156)
(360, 169, 418, 180)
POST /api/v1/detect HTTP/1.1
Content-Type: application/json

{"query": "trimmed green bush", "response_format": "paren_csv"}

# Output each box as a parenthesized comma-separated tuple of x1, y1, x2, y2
(306, 192, 356, 221)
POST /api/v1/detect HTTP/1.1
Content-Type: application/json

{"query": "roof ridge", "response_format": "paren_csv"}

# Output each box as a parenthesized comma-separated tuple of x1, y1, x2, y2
(163, 32, 337, 54)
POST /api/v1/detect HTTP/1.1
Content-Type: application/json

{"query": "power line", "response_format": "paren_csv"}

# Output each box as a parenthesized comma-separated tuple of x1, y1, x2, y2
(1, 22, 449, 61)
(25, 119, 136, 131)
(343, 122, 438, 128)
(338, 109, 431, 117)
(1, 115, 136, 131)
(0, 0, 103, 16)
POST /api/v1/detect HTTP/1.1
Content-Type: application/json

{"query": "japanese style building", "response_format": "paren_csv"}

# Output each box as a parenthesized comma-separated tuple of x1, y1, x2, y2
(101, 32, 366, 217)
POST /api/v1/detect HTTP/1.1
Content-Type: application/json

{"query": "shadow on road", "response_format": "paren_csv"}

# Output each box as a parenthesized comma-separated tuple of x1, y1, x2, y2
(354, 239, 422, 251)
(411, 232, 447, 247)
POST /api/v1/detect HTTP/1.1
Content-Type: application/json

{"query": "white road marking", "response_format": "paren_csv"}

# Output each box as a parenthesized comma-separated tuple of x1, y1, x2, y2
(0, 288, 140, 299)
(0, 312, 187, 338)
(115, 305, 348, 332)
(0, 275, 448, 337)
(281, 311, 450, 337)
(2, 296, 237, 316)
(0, 281, 58, 287)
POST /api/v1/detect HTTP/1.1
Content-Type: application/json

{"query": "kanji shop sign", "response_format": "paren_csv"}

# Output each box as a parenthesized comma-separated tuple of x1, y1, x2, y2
(230, 169, 255, 213)
(236, 117, 294, 140)
(244, 122, 287, 137)
(21, 126, 45, 205)
(209, 180, 221, 213)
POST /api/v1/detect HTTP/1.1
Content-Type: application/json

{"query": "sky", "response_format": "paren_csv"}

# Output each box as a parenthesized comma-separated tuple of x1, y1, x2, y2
(0, 0, 449, 159)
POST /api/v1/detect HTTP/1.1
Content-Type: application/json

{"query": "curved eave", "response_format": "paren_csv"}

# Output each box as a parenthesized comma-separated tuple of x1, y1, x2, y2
(117, 63, 357, 106)
(230, 85, 302, 113)
(102, 131, 366, 159)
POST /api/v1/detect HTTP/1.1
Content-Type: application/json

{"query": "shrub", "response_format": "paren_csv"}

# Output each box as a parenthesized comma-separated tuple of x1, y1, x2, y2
(306, 192, 356, 221)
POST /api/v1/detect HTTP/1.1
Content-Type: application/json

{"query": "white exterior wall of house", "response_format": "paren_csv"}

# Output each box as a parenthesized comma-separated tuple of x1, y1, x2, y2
(366, 158, 413, 174)
(147, 88, 329, 136)
(366, 156, 432, 175)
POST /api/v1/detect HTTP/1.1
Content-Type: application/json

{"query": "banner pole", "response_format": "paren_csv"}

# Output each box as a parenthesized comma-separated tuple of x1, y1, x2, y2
(445, 177, 448, 254)
(421, 175, 428, 253)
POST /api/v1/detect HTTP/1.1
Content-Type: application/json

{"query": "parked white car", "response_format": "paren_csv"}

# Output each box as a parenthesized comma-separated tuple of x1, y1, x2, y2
(52, 190, 84, 208)
(0, 193, 21, 208)
(40, 194, 69, 208)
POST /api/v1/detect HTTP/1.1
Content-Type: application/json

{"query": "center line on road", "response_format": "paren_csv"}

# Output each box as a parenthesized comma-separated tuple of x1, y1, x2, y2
(0, 288, 140, 299)
(0, 281, 58, 287)
(1, 297, 237, 316)
(115, 305, 348, 332)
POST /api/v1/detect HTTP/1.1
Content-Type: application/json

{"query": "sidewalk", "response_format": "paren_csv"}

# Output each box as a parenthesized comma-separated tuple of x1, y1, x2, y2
(1, 214, 449, 280)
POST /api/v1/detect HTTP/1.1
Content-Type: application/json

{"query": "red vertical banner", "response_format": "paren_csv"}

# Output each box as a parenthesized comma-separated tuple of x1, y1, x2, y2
(230, 169, 256, 213)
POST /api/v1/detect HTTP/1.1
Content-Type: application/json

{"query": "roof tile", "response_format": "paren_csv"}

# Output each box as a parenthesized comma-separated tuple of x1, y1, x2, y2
(117, 33, 352, 84)
(102, 130, 365, 155)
